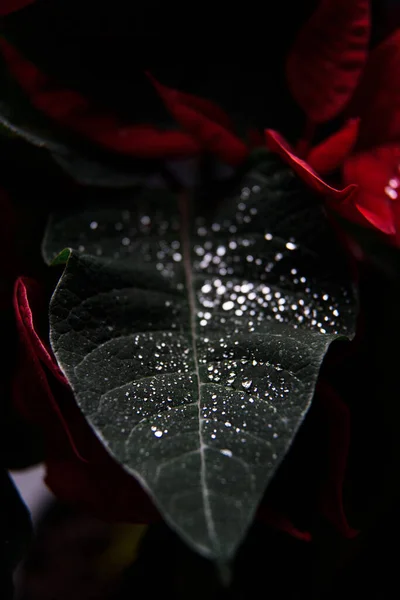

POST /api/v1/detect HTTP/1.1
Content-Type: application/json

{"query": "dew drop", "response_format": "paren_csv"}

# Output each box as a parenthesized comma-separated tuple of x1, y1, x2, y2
(242, 379, 253, 390)
(222, 301, 234, 311)
(220, 449, 233, 458)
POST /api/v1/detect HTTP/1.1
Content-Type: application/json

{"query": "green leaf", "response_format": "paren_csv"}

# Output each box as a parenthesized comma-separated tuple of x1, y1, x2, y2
(43, 154, 357, 560)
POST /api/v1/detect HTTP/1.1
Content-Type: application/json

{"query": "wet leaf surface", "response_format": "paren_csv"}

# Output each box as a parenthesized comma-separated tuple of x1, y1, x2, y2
(43, 154, 357, 560)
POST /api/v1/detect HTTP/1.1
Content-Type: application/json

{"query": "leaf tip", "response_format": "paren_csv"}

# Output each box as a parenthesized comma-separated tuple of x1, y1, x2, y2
(51, 247, 71, 266)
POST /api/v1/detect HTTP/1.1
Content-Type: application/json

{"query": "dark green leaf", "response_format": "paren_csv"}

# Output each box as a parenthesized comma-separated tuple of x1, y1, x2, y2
(43, 154, 356, 560)
(51, 153, 162, 189)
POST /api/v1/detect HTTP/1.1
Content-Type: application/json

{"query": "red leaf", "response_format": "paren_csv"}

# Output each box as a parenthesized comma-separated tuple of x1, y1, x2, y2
(342, 145, 400, 236)
(0, 39, 248, 164)
(13, 278, 83, 456)
(286, 0, 370, 123)
(265, 129, 356, 200)
(14, 279, 67, 384)
(0, 0, 35, 15)
(148, 74, 249, 166)
(308, 118, 360, 174)
(0, 39, 200, 159)
(350, 29, 400, 148)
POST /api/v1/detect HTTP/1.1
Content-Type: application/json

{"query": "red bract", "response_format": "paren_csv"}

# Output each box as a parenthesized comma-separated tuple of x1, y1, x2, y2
(350, 29, 400, 149)
(286, 8, 400, 245)
(343, 146, 400, 238)
(339, 29, 400, 243)
(286, 0, 370, 124)
(308, 119, 360, 175)
(0, 39, 248, 165)
(265, 130, 356, 201)
(148, 74, 248, 166)
(265, 128, 389, 239)
(0, 0, 36, 16)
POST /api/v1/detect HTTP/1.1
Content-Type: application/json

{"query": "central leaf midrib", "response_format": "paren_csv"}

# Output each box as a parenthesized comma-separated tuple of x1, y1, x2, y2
(179, 193, 218, 552)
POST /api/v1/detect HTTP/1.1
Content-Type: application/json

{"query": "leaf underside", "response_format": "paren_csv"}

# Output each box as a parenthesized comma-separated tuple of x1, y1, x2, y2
(43, 154, 356, 560)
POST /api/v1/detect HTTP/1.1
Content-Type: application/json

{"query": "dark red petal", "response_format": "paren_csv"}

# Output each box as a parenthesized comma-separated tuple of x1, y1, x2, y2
(265, 130, 356, 200)
(286, 0, 370, 123)
(148, 74, 249, 166)
(13, 277, 85, 459)
(14, 278, 67, 384)
(342, 145, 400, 235)
(351, 29, 400, 148)
(316, 383, 358, 538)
(308, 118, 360, 174)
(0, 39, 200, 159)
(0, 0, 35, 15)
(257, 506, 312, 542)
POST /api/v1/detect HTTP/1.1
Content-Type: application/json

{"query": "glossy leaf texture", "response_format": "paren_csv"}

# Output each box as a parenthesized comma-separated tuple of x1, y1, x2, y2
(286, 0, 370, 123)
(42, 154, 357, 560)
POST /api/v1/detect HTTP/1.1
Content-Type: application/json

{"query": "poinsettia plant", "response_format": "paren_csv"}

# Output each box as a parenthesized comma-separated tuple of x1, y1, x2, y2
(1, 0, 400, 596)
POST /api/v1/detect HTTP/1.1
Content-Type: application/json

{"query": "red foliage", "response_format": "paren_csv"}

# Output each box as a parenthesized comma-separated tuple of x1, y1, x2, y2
(350, 29, 400, 149)
(308, 119, 360, 175)
(286, 0, 370, 123)
(0, 39, 248, 165)
(265, 129, 356, 201)
(343, 145, 400, 240)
